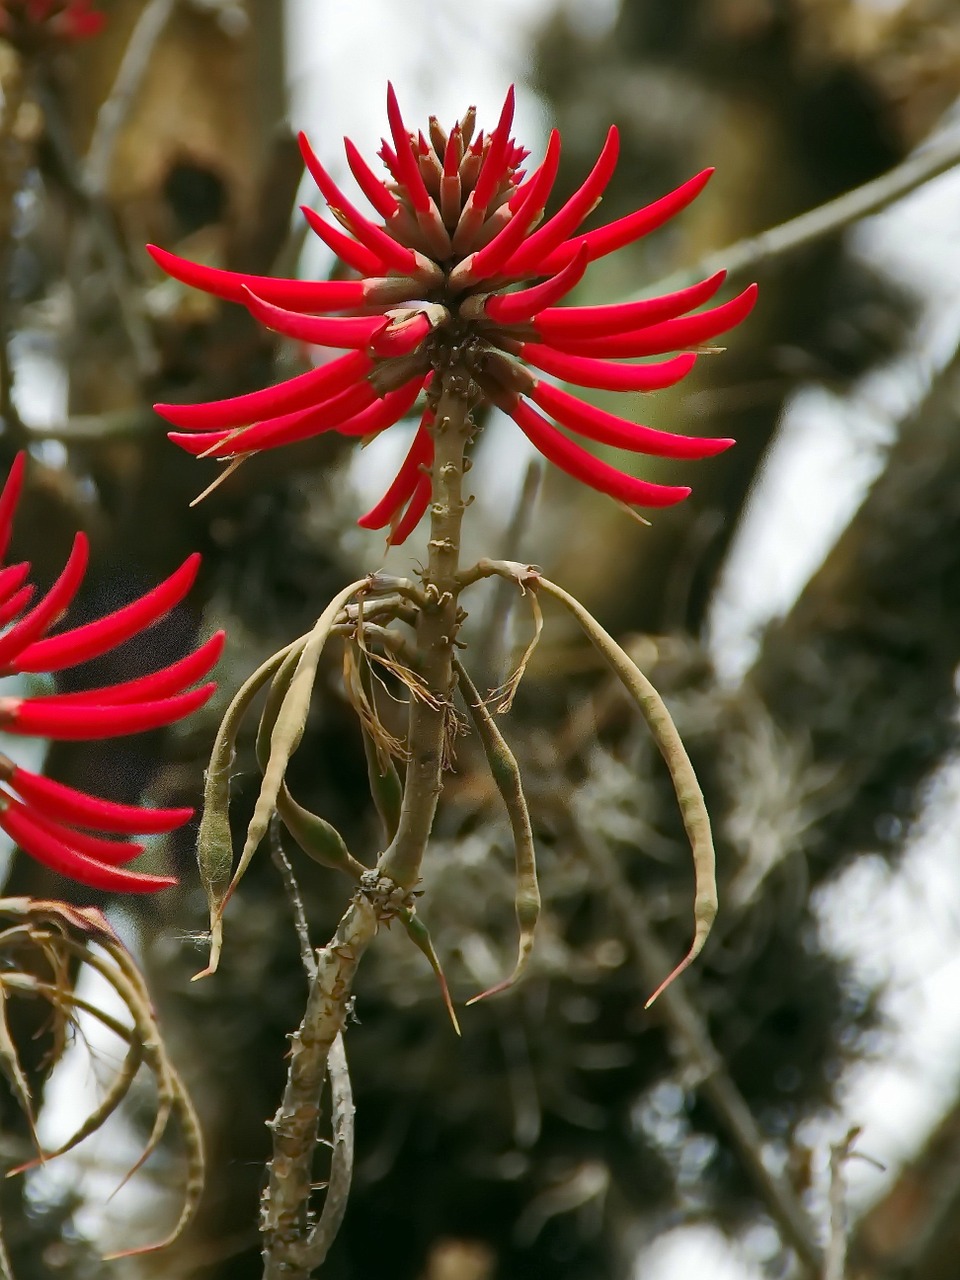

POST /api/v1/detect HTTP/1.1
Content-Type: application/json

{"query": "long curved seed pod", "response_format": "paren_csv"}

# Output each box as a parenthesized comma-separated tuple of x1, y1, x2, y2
(469, 561, 717, 1005)
(522, 569, 716, 1006)
(254, 644, 366, 881)
(454, 659, 540, 1004)
(233, 580, 370, 908)
(194, 638, 309, 978)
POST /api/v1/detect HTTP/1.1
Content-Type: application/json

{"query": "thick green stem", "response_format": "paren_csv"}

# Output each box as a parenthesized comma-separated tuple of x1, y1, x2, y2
(377, 369, 473, 888)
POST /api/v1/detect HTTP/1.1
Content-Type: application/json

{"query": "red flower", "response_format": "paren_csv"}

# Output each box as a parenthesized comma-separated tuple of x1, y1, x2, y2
(152, 85, 755, 544)
(0, 0, 106, 45)
(0, 455, 222, 893)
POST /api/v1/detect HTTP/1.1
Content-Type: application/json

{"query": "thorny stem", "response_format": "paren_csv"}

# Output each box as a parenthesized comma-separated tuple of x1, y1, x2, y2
(376, 366, 473, 888)
(261, 894, 377, 1280)
(261, 365, 474, 1278)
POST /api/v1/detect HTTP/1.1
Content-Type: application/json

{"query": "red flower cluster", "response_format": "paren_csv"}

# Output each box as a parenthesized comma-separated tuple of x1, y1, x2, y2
(0, 0, 105, 45)
(0, 455, 222, 893)
(152, 85, 755, 544)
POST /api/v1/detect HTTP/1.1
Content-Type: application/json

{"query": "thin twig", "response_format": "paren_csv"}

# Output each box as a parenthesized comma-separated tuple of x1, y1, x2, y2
(825, 1134, 853, 1280)
(637, 125, 960, 298)
(261, 894, 377, 1280)
(84, 0, 178, 197)
(300, 1032, 355, 1272)
(269, 816, 316, 982)
(0, 1216, 13, 1280)
(568, 811, 824, 1276)
(34, 76, 160, 378)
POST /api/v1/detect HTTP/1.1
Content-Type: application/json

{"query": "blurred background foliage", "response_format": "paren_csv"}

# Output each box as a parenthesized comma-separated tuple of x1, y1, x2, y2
(2, 1, 960, 1277)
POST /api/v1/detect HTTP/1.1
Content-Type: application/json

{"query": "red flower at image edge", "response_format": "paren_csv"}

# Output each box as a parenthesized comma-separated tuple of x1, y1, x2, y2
(0, 455, 221, 892)
(0, 0, 105, 44)
(151, 85, 756, 545)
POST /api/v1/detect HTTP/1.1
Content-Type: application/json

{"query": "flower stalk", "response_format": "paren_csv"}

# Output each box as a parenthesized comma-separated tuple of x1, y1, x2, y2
(377, 368, 473, 889)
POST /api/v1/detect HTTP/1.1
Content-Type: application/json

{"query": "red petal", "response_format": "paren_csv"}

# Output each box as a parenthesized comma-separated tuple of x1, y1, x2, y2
(19, 804, 144, 864)
(471, 85, 516, 211)
(0, 453, 26, 562)
(344, 137, 400, 220)
(452, 130, 562, 286)
(336, 376, 426, 437)
(531, 381, 734, 459)
(509, 399, 691, 508)
(0, 801, 176, 893)
(543, 284, 758, 357)
(533, 270, 727, 340)
(517, 345, 697, 392)
(9, 765, 193, 834)
(534, 169, 714, 275)
(0, 586, 35, 629)
(385, 84, 432, 215)
(369, 313, 432, 359)
(32, 630, 225, 706)
(299, 205, 385, 276)
(199, 380, 378, 456)
(500, 125, 619, 276)
(241, 290, 389, 349)
(5, 683, 215, 738)
(15, 554, 202, 673)
(483, 242, 590, 325)
(357, 416, 434, 529)
(146, 245, 371, 312)
(299, 133, 419, 273)
(0, 534, 89, 670)
(155, 350, 372, 430)
(0, 562, 31, 609)
(388, 472, 432, 545)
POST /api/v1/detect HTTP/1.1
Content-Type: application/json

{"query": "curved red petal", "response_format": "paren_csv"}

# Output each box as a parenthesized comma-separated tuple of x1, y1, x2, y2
(518, 345, 697, 392)
(203, 380, 378, 456)
(471, 85, 516, 211)
(344, 137, 400, 220)
(533, 270, 727, 340)
(500, 125, 619, 276)
(0, 562, 32, 609)
(0, 801, 176, 893)
(0, 453, 26, 562)
(531, 381, 734, 460)
(299, 205, 386, 276)
(14, 554, 202, 673)
(388, 472, 432, 545)
(0, 534, 89, 670)
(484, 242, 590, 326)
(242, 290, 388, 349)
(385, 84, 432, 214)
(299, 133, 418, 273)
(32, 630, 225, 706)
(146, 244, 370, 312)
(336, 376, 426, 438)
(155, 350, 372, 430)
(542, 283, 758, 357)
(535, 168, 714, 275)
(510, 399, 691, 508)
(10, 765, 194, 834)
(0, 586, 35, 629)
(357, 416, 434, 530)
(453, 130, 561, 285)
(19, 804, 145, 864)
(6, 683, 216, 739)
